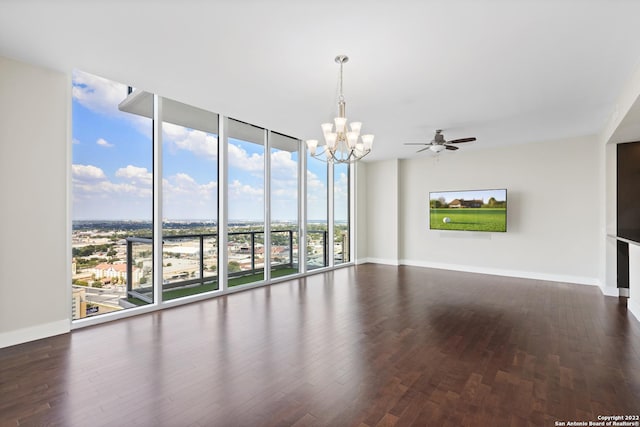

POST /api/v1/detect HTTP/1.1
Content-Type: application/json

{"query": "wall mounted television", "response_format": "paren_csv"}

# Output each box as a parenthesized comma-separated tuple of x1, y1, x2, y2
(429, 189, 507, 232)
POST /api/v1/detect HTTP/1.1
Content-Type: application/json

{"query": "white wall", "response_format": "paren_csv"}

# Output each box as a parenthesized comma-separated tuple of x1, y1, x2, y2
(364, 159, 399, 264)
(367, 135, 603, 285)
(0, 56, 70, 347)
(355, 162, 368, 262)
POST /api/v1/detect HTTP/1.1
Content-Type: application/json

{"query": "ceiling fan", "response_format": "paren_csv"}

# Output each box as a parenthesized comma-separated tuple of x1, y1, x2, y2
(404, 129, 476, 153)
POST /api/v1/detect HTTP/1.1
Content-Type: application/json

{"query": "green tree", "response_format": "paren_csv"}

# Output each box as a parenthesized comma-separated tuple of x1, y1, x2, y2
(228, 261, 242, 273)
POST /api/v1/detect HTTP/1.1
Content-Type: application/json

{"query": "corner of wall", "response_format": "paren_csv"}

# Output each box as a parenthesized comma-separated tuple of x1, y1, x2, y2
(600, 59, 640, 145)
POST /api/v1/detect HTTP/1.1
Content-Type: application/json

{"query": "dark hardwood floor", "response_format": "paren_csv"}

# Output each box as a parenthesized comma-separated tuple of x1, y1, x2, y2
(1, 264, 639, 426)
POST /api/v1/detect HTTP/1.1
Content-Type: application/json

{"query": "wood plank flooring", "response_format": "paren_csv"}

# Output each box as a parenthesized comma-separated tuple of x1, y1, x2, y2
(1, 264, 639, 426)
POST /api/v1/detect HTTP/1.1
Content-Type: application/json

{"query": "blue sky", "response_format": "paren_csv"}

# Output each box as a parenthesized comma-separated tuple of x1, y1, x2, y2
(72, 70, 346, 222)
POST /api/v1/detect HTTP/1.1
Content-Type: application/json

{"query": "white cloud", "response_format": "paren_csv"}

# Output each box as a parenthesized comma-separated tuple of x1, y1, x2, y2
(72, 70, 129, 117)
(72, 164, 152, 200)
(307, 170, 325, 191)
(306, 169, 328, 220)
(162, 122, 188, 140)
(72, 163, 152, 220)
(163, 123, 218, 160)
(228, 143, 263, 172)
(270, 150, 298, 205)
(162, 172, 218, 219)
(164, 173, 217, 195)
(229, 179, 263, 198)
(72, 70, 152, 135)
(271, 150, 297, 176)
(72, 164, 107, 182)
(334, 171, 348, 198)
(96, 138, 114, 148)
(227, 179, 264, 221)
(334, 171, 349, 221)
(115, 165, 152, 186)
(173, 172, 197, 187)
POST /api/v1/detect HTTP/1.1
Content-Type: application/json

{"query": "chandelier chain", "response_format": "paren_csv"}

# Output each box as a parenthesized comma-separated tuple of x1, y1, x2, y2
(338, 60, 344, 103)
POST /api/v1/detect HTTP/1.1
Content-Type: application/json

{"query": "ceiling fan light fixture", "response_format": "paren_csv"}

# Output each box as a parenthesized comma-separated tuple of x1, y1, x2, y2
(404, 129, 476, 154)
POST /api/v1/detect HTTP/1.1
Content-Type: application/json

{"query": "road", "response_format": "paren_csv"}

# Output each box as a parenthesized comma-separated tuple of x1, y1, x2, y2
(83, 286, 124, 308)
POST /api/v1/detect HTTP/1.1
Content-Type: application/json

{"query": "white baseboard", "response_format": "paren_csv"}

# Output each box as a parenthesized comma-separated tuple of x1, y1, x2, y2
(397, 259, 599, 286)
(364, 259, 629, 299)
(599, 284, 620, 297)
(354, 258, 369, 265)
(0, 319, 70, 349)
(629, 297, 640, 322)
(364, 257, 400, 266)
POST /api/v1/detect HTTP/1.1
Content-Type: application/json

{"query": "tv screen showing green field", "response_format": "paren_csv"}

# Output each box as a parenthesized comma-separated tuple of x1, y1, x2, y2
(429, 189, 507, 232)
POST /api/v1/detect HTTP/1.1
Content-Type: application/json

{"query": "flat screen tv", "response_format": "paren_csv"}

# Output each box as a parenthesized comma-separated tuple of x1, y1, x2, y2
(429, 189, 507, 232)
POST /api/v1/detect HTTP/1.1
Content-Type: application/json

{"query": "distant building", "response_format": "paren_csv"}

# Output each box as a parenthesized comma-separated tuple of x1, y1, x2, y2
(72, 287, 87, 320)
(92, 263, 141, 284)
(448, 199, 483, 208)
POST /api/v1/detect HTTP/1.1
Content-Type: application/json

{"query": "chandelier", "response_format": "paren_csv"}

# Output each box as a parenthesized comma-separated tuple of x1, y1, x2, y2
(306, 55, 374, 163)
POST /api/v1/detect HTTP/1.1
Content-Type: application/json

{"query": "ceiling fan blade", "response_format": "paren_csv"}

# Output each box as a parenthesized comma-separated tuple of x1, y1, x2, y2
(445, 145, 459, 150)
(447, 137, 476, 144)
(404, 142, 429, 145)
(417, 147, 431, 153)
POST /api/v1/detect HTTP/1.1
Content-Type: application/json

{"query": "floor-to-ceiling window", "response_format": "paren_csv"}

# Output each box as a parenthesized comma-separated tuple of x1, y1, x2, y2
(161, 97, 219, 299)
(72, 71, 355, 324)
(227, 119, 265, 286)
(306, 152, 328, 269)
(71, 70, 154, 319)
(270, 133, 300, 278)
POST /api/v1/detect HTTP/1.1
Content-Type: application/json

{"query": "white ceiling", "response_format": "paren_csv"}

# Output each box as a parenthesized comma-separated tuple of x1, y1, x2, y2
(2, 0, 640, 161)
